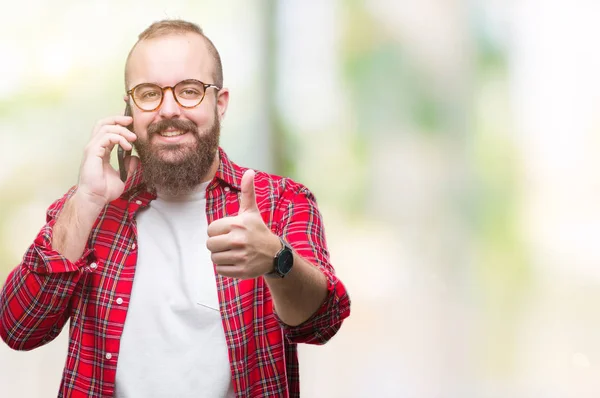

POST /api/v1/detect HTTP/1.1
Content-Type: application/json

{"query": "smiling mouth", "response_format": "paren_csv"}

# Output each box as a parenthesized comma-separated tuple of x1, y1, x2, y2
(159, 130, 187, 137)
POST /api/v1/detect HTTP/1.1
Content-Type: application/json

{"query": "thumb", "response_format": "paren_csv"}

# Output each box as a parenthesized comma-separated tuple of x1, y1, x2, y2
(239, 169, 258, 213)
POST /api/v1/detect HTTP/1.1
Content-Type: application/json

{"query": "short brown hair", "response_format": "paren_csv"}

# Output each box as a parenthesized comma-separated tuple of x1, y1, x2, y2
(124, 19, 223, 88)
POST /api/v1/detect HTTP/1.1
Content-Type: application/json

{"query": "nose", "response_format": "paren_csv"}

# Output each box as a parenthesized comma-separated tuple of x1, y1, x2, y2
(158, 88, 181, 118)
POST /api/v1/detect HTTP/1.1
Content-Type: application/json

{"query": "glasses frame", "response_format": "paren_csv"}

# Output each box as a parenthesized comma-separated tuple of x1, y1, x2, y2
(126, 79, 221, 112)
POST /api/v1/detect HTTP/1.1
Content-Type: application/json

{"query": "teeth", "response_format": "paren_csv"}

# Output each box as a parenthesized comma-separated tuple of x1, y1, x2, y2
(160, 130, 184, 137)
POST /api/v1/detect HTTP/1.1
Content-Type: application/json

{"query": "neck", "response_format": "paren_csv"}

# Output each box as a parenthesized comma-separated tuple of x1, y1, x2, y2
(201, 150, 221, 183)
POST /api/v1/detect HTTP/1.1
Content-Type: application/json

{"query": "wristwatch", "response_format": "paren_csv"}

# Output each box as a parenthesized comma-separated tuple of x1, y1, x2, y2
(266, 237, 294, 278)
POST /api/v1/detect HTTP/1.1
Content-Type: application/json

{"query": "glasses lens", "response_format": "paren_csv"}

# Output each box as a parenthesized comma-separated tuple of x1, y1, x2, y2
(174, 80, 206, 107)
(132, 83, 163, 111)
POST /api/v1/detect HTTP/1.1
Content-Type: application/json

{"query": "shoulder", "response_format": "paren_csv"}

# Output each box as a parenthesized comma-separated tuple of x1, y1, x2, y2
(253, 169, 317, 203)
(221, 148, 318, 204)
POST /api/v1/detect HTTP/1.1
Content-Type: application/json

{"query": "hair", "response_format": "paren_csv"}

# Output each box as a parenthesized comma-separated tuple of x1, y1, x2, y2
(124, 19, 223, 89)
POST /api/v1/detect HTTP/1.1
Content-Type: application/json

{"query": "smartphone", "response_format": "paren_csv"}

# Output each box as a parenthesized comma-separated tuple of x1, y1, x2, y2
(118, 104, 133, 182)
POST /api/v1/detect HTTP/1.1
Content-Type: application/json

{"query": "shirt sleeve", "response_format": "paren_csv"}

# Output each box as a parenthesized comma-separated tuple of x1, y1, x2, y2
(274, 183, 351, 345)
(0, 187, 96, 350)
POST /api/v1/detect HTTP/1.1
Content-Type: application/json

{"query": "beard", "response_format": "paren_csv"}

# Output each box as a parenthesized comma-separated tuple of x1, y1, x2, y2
(134, 110, 220, 196)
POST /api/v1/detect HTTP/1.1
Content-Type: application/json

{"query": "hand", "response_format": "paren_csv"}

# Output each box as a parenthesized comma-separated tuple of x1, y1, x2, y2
(206, 169, 281, 279)
(75, 115, 139, 208)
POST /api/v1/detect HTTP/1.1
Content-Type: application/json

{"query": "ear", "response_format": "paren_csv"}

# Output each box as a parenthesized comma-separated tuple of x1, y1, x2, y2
(216, 88, 230, 122)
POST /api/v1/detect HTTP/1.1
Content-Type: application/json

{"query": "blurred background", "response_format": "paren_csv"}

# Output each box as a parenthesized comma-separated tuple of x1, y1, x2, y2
(2, 0, 600, 397)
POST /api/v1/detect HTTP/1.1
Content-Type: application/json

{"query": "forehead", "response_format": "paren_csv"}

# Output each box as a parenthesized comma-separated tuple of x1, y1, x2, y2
(127, 32, 214, 88)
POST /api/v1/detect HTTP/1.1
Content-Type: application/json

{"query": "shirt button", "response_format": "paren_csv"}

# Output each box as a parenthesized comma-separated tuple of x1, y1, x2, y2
(116, 298, 124, 305)
(224, 187, 230, 192)
(135, 200, 142, 205)
(131, 243, 136, 250)
(105, 353, 112, 360)
(89, 262, 98, 269)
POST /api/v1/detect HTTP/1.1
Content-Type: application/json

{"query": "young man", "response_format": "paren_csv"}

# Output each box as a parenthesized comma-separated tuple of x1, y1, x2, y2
(0, 20, 350, 397)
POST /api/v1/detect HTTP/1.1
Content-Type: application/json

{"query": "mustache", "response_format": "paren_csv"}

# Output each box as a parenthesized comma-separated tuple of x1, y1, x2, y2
(147, 119, 199, 137)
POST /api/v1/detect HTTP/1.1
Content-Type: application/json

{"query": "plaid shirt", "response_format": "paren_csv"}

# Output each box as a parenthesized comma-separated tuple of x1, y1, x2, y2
(0, 148, 350, 397)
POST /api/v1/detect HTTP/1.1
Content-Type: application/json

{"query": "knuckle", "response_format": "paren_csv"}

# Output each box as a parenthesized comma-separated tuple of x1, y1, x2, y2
(236, 253, 248, 263)
(207, 225, 216, 237)
(207, 242, 218, 254)
(232, 235, 247, 248)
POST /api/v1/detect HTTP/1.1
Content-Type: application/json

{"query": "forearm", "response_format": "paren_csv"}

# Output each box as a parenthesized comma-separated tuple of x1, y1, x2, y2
(0, 263, 82, 350)
(52, 190, 104, 262)
(1, 190, 100, 349)
(264, 253, 328, 327)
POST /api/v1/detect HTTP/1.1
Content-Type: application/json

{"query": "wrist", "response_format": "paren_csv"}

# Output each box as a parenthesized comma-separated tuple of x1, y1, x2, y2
(72, 189, 106, 215)
(262, 233, 281, 274)
(264, 235, 294, 278)
(267, 233, 282, 257)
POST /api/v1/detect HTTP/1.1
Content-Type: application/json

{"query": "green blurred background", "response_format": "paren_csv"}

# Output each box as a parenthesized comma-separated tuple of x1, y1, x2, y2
(2, 0, 600, 397)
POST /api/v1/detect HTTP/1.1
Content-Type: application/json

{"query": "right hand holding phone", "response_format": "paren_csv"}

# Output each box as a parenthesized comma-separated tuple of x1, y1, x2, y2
(75, 115, 138, 208)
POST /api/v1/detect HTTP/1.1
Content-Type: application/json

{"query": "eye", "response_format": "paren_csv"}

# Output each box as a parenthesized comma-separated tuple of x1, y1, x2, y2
(142, 91, 160, 99)
(179, 88, 201, 97)
(134, 86, 161, 102)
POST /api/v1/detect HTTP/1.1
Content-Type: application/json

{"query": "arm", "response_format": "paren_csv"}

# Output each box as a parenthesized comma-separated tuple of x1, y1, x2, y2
(263, 249, 328, 327)
(0, 115, 136, 350)
(207, 171, 351, 345)
(266, 185, 351, 344)
(53, 190, 105, 262)
(0, 189, 98, 350)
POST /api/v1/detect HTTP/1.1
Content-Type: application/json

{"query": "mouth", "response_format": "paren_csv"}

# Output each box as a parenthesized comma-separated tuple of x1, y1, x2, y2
(158, 129, 187, 137)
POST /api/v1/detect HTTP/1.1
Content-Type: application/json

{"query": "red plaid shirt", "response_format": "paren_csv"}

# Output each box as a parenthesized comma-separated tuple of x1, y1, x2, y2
(0, 148, 350, 397)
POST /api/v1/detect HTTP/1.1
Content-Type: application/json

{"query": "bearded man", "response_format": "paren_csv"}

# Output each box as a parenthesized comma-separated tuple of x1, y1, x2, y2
(0, 19, 350, 398)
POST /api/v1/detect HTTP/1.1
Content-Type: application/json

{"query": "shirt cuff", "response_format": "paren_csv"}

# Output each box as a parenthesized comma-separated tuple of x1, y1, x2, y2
(28, 218, 96, 274)
(274, 268, 349, 345)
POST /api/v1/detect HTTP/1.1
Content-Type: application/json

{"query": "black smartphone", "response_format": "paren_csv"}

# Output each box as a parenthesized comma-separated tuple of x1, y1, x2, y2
(118, 104, 133, 182)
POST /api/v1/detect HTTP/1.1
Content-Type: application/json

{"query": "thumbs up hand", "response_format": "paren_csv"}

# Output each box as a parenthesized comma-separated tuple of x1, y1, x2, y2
(207, 169, 281, 279)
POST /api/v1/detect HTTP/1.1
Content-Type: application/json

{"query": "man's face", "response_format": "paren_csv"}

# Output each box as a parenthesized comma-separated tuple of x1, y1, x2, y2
(125, 33, 229, 195)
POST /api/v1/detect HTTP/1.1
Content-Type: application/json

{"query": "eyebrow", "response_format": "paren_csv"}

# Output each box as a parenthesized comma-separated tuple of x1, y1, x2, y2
(136, 79, 203, 87)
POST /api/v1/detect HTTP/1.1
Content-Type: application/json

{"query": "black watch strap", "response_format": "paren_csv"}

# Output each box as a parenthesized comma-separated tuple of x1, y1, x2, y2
(266, 237, 294, 278)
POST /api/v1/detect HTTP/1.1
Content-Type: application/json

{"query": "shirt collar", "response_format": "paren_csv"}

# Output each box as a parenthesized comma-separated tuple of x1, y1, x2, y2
(212, 147, 243, 192)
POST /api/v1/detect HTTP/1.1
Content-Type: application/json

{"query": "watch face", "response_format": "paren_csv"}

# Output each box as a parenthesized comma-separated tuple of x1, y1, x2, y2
(278, 249, 294, 275)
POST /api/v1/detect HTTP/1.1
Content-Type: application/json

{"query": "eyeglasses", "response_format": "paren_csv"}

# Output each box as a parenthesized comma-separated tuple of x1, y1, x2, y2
(127, 79, 221, 112)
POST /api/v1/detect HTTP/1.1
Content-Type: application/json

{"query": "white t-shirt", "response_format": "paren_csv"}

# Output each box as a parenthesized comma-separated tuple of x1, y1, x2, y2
(114, 182, 234, 398)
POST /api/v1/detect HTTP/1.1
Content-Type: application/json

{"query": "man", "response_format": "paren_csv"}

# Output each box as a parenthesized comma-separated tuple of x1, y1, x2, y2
(0, 19, 350, 397)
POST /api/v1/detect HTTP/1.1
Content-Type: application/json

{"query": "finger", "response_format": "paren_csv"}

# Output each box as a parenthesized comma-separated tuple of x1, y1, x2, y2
(215, 265, 250, 279)
(86, 133, 132, 159)
(99, 133, 133, 151)
(211, 249, 249, 266)
(93, 116, 133, 136)
(210, 250, 240, 265)
(96, 124, 137, 142)
(206, 234, 234, 253)
(207, 218, 233, 237)
(240, 169, 258, 213)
